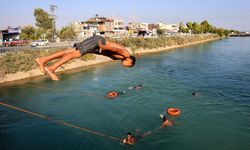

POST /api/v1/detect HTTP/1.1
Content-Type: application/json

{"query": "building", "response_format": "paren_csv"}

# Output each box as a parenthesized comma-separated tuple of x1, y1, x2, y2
(1, 26, 21, 42)
(127, 22, 140, 36)
(158, 22, 167, 30)
(82, 23, 97, 36)
(86, 14, 107, 34)
(128, 22, 150, 36)
(158, 23, 180, 34)
(71, 20, 99, 40)
(113, 17, 125, 30)
(104, 18, 114, 33)
(111, 17, 127, 38)
(165, 24, 179, 34)
(0, 30, 3, 45)
(137, 23, 148, 36)
(71, 21, 84, 33)
(70, 15, 127, 40)
(148, 24, 159, 31)
(71, 21, 86, 41)
(128, 22, 139, 30)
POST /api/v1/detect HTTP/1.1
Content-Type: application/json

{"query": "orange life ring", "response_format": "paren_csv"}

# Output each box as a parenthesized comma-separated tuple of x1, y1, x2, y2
(167, 108, 181, 116)
(106, 91, 118, 98)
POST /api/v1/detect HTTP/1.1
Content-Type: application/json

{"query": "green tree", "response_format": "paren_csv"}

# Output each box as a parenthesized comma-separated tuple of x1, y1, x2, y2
(230, 29, 240, 34)
(223, 29, 230, 37)
(215, 28, 225, 37)
(200, 20, 213, 33)
(186, 22, 193, 31)
(20, 25, 37, 40)
(184, 20, 230, 36)
(58, 25, 76, 41)
(179, 23, 189, 33)
(34, 8, 52, 30)
(192, 22, 200, 34)
(34, 8, 53, 40)
(157, 29, 164, 36)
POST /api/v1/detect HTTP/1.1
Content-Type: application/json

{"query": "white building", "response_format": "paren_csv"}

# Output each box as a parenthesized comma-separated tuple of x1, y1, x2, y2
(70, 21, 85, 40)
(158, 22, 167, 30)
(71, 16, 128, 40)
(165, 24, 179, 33)
(110, 17, 127, 38)
(158, 22, 180, 34)
(112, 17, 125, 30)
(138, 23, 148, 31)
(71, 21, 97, 40)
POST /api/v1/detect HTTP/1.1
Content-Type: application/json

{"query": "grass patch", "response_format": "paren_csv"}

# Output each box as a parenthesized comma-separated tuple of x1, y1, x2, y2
(0, 47, 95, 74)
(112, 34, 220, 51)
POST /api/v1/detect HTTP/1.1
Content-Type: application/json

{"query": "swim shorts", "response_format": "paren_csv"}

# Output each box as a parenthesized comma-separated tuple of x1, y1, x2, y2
(74, 35, 106, 56)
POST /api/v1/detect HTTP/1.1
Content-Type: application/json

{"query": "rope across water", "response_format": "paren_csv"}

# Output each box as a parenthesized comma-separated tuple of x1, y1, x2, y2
(0, 101, 121, 141)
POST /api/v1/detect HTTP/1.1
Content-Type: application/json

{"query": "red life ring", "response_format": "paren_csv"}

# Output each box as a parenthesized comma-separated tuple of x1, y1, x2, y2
(106, 91, 118, 98)
(167, 108, 181, 116)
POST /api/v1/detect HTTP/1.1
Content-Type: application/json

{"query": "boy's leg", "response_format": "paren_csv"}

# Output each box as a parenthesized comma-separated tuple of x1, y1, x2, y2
(36, 48, 76, 73)
(45, 50, 82, 80)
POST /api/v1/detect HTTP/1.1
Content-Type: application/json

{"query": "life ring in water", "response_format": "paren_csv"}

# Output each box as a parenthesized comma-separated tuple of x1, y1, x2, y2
(167, 108, 181, 116)
(106, 91, 118, 98)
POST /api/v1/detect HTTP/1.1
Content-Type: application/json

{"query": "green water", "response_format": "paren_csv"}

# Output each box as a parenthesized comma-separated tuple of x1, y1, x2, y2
(0, 38, 250, 150)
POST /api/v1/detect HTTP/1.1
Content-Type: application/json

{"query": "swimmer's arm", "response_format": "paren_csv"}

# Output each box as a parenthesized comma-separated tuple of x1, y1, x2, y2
(122, 139, 127, 144)
(132, 138, 136, 144)
(141, 131, 152, 137)
(111, 54, 126, 60)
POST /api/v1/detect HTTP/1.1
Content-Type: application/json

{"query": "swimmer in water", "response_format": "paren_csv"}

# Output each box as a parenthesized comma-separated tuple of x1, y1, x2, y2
(128, 84, 143, 90)
(192, 92, 199, 96)
(134, 84, 143, 90)
(161, 115, 173, 127)
(122, 132, 136, 145)
(106, 90, 126, 98)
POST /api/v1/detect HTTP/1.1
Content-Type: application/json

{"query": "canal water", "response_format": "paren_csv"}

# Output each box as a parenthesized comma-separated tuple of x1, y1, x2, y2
(0, 37, 250, 150)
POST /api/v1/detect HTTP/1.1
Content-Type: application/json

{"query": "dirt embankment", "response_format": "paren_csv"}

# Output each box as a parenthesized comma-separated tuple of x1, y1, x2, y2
(0, 35, 223, 84)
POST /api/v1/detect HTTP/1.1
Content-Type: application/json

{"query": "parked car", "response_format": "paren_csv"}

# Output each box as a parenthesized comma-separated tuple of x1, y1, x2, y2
(31, 39, 49, 47)
(3, 39, 30, 47)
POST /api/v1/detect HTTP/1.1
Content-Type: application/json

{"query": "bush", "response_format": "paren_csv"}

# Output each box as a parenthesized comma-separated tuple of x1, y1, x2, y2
(0, 47, 95, 74)
(112, 34, 219, 51)
(80, 54, 96, 61)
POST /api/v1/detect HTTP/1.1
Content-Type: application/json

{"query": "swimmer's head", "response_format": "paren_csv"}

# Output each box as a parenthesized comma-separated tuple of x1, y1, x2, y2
(127, 132, 132, 138)
(162, 116, 167, 122)
(137, 84, 142, 88)
(122, 56, 136, 67)
(134, 84, 143, 89)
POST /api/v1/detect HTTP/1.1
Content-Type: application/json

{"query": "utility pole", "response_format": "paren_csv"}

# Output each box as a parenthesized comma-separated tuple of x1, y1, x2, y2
(50, 5, 57, 42)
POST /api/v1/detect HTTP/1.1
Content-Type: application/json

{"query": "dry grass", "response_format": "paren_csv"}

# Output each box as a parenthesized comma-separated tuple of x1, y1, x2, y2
(0, 47, 95, 74)
(0, 34, 219, 74)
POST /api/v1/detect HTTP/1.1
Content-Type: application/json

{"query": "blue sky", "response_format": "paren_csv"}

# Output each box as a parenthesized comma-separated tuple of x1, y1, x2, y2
(1, 0, 250, 31)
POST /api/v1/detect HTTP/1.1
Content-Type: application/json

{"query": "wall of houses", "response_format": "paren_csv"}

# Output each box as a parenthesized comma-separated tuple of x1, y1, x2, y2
(69, 16, 182, 40)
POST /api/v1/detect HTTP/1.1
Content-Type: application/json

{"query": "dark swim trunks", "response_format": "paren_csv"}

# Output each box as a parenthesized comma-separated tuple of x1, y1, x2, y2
(74, 35, 106, 56)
